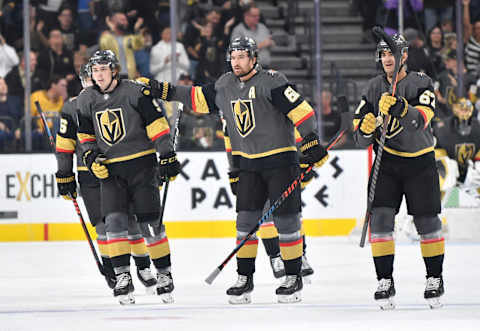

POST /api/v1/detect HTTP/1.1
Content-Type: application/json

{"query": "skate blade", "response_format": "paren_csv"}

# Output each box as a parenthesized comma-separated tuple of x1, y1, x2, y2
(118, 293, 135, 305)
(158, 292, 174, 304)
(427, 297, 443, 309)
(145, 285, 157, 295)
(277, 291, 302, 303)
(228, 293, 252, 304)
(377, 298, 395, 310)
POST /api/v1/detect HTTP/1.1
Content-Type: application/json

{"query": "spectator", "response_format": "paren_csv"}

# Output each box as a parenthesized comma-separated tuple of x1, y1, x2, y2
(0, 78, 18, 152)
(134, 28, 153, 78)
(29, 75, 67, 150)
(463, 0, 480, 75)
(423, 0, 454, 35)
(55, 6, 79, 52)
(441, 32, 457, 60)
(440, 19, 454, 34)
(37, 29, 75, 81)
(99, 11, 145, 79)
(231, 4, 274, 68)
(67, 51, 88, 97)
(195, 23, 226, 84)
(426, 26, 445, 77)
(404, 28, 436, 79)
(37, 0, 65, 31)
(150, 27, 190, 83)
(13, 4, 49, 53)
(0, 33, 19, 78)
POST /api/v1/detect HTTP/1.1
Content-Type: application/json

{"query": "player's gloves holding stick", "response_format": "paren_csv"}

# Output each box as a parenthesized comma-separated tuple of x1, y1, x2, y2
(83, 149, 109, 179)
(55, 171, 77, 200)
(379, 92, 408, 118)
(359, 112, 377, 136)
(299, 133, 329, 168)
(158, 151, 181, 181)
(300, 163, 315, 189)
(147, 79, 175, 101)
(228, 171, 239, 195)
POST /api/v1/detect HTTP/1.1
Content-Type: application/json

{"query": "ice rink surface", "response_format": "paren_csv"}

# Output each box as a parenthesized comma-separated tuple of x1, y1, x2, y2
(1, 237, 479, 331)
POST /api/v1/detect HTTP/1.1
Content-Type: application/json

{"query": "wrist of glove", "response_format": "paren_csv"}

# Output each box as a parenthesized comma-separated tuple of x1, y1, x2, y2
(158, 151, 180, 182)
(55, 171, 77, 200)
(299, 164, 314, 189)
(228, 171, 239, 196)
(379, 93, 408, 118)
(149, 79, 175, 101)
(82, 149, 109, 179)
(359, 112, 377, 136)
(299, 133, 329, 168)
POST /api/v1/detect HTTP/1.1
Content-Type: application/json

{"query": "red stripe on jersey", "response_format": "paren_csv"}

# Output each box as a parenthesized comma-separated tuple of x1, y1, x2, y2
(56, 147, 75, 154)
(129, 238, 145, 245)
(295, 111, 314, 127)
(416, 107, 429, 129)
(236, 239, 259, 245)
(80, 138, 96, 144)
(97, 240, 108, 245)
(421, 237, 444, 244)
(151, 128, 170, 141)
(146, 237, 168, 247)
(191, 87, 197, 112)
(279, 238, 303, 247)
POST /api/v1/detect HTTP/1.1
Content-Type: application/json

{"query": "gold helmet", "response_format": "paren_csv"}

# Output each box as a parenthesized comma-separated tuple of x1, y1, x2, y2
(452, 98, 474, 136)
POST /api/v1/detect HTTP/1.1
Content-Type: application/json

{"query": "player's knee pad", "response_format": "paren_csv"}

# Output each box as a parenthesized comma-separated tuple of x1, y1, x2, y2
(236, 210, 262, 233)
(274, 213, 301, 234)
(95, 221, 106, 237)
(127, 215, 142, 236)
(413, 215, 442, 235)
(138, 220, 165, 239)
(370, 207, 395, 234)
(105, 212, 128, 233)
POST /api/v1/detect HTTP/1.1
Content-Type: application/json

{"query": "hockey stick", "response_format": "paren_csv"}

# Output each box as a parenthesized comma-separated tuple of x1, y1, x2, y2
(205, 127, 346, 285)
(359, 27, 402, 248)
(159, 102, 183, 223)
(35, 101, 106, 277)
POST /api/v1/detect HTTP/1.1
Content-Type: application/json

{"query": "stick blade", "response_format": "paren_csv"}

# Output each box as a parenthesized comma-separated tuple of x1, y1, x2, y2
(205, 267, 222, 285)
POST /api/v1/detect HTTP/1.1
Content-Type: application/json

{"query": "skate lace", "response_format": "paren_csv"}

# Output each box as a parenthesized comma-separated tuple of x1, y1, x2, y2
(271, 256, 284, 273)
(279, 275, 297, 288)
(232, 275, 248, 288)
(115, 273, 131, 289)
(301, 255, 311, 270)
(377, 278, 392, 292)
(138, 268, 155, 281)
(425, 277, 441, 291)
(157, 273, 172, 287)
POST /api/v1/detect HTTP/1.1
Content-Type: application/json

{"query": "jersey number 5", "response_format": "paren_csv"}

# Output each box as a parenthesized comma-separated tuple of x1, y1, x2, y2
(59, 118, 68, 134)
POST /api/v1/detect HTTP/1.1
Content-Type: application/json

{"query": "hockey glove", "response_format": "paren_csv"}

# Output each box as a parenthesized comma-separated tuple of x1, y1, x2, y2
(55, 171, 77, 200)
(229, 171, 239, 195)
(300, 164, 314, 189)
(379, 92, 408, 118)
(83, 149, 109, 179)
(299, 133, 329, 168)
(359, 112, 377, 135)
(148, 79, 175, 101)
(158, 151, 181, 181)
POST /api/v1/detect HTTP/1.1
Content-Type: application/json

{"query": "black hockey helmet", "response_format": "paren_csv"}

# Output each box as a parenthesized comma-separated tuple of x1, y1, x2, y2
(79, 63, 91, 88)
(88, 50, 121, 76)
(227, 36, 258, 61)
(376, 33, 408, 62)
(452, 97, 474, 136)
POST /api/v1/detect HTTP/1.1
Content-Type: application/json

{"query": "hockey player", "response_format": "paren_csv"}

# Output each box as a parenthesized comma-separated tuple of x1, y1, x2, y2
(353, 34, 445, 309)
(55, 63, 158, 294)
(224, 124, 314, 281)
(146, 37, 328, 304)
(75, 50, 180, 305)
(434, 97, 480, 203)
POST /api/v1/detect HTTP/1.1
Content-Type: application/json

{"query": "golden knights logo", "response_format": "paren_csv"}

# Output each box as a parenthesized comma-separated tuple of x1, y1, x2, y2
(455, 143, 475, 165)
(231, 99, 255, 137)
(384, 115, 403, 139)
(95, 108, 126, 145)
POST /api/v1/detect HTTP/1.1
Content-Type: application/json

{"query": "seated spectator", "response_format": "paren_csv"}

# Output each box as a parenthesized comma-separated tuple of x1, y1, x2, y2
(404, 28, 436, 79)
(463, 0, 480, 75)
(0, 78, 19, 152)
(426, 26, 445, 76)
(231, 4, 274, 69)
(423, 0, 454, 34)
(37, 29, 75, 81)
(0, 33, 19, 78)
(135, 28, 153, 78)
(100, 11, 145, 79)
(67, 51, 88, 97)
(150, 27, 190, 83)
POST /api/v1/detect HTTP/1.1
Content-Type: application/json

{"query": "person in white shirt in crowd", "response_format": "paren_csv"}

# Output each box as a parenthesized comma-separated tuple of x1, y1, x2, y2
(0, 34, 19, 78)
(150, 27, 190, 83)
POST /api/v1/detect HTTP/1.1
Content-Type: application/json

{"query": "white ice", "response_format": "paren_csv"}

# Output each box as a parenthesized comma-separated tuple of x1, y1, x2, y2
(1, 237, 479, 331)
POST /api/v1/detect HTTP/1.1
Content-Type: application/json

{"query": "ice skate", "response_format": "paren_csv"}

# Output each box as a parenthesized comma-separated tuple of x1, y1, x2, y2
(374, 278, 395, 310)
(276, 274, 302, 303)
(113, 272, 135, 305)
(301, 254, 314, 284)
(269, 255, 286, 279)
(137, 267, 157, 295)
(424, 276, 444, 309)
(226, 274, 254, 304)
(156, 271, 174, 303)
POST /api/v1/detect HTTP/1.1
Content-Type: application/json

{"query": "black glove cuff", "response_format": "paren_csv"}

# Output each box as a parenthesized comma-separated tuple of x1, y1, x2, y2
(300, 133, 320, 153)
(55, 171, 75, 183)
(159, 151, 177, 165)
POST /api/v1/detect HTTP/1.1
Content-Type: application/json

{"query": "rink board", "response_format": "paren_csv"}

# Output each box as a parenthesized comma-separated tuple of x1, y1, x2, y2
(0, 151, 367, 241)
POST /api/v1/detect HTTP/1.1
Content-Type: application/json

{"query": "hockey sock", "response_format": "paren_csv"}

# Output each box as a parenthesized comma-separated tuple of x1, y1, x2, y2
(236, 232, 258, 275)
(106, 231, 131, 274)
(258, 221, 280, 257)
(237, 258, 256, 275)
(129, 234, 150, 269)
(144, 236, 171, 271)
(279, 233, 303, 275)
(420, 236, 445, 277)
(371, 234, 395, 280)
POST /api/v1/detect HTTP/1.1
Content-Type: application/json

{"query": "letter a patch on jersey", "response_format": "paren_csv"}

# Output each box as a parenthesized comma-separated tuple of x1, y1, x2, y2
(95, 108, 126, 145)
(231, 99, 255, 137)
